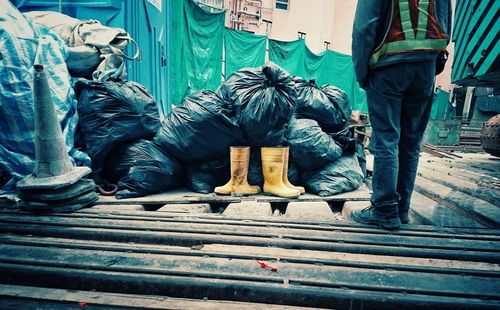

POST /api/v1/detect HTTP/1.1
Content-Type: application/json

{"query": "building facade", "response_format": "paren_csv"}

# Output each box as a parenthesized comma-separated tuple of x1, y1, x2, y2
(221, 0, 453, 89)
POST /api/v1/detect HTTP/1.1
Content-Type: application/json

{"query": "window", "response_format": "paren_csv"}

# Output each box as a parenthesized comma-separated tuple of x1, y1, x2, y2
(195, 0, 224, 12)
(276, 0, 289, 10)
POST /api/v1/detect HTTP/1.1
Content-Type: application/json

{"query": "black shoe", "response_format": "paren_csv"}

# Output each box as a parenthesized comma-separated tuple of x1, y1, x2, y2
(400, 211, 409, 224)
(351, 205, 401, 230)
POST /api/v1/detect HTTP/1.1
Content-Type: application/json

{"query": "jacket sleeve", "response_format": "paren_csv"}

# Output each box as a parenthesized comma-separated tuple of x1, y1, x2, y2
(351, 0, 385, 89)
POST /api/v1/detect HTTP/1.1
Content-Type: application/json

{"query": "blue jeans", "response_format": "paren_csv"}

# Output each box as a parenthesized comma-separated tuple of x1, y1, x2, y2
(366, 61, 435, 213)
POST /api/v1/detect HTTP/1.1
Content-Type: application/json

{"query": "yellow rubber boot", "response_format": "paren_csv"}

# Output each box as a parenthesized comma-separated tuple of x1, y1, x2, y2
(282, 147, 305, 194)
(261, 147, 300, 198)
(214, 146, 260, 195)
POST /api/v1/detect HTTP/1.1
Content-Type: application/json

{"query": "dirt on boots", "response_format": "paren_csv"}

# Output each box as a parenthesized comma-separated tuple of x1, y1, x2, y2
(214, 146, 260, 196)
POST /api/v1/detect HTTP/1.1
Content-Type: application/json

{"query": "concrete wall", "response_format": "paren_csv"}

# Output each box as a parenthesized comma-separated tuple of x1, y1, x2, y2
(330, 0, 357, 55)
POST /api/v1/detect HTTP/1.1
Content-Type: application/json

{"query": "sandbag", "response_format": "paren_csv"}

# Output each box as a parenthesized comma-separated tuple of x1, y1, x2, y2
(154, 90, 244, 163)
(74, 79, 160, 177)
(217, 62, 296, 146)
(295, 79, 351, 133)
(301, 154, 364, 197)
(287, 118, 343, 171)
(186, 158, 230, 194)
(105, 140, 184, 199)
(0, 2, 89, 193)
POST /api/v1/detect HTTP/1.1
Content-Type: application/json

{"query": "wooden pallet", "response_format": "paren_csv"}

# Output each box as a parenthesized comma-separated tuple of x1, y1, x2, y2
(97, 187, 372, 206)
(0, 207, 499, 309)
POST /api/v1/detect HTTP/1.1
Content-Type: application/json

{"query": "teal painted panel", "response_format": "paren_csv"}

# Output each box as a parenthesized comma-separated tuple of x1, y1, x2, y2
(11, 0, 125, 28)
(451, 0, 500, 86)
(422, 119, 461, 146)
(430, 89, 451, 120)
(124, 0, 170, 116)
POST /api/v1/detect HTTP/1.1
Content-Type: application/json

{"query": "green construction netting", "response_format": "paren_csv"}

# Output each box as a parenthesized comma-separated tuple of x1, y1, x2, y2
(224, 27, 267, 79)
(168, 0, 224, 105)
(168, 0, 367, 112)
(269, 39, 368, 112)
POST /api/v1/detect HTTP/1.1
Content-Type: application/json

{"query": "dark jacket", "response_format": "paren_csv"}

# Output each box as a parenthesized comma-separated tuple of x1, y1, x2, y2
(352, 0, 452, 89)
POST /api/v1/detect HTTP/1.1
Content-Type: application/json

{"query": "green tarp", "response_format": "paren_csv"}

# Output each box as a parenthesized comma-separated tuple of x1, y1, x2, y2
(269, 39, 368, 112)
(168, 0, 367, 112)
(224, 28, 267, 78)
(169, 0, 224, 105)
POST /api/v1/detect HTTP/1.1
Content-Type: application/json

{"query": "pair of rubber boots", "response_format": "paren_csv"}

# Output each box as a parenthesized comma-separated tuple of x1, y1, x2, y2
(214, 146, 304, 198)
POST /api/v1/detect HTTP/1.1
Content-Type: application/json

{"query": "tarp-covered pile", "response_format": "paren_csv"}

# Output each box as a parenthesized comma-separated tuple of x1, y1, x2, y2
(0, 2, 89, 194)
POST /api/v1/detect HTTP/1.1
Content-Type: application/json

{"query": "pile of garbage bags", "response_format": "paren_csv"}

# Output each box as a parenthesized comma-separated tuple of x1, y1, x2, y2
(97, 62, 364, 198)
(0, 3, 364, 199)
(287, 78, 364, 196)
(153, 65, 363, 197)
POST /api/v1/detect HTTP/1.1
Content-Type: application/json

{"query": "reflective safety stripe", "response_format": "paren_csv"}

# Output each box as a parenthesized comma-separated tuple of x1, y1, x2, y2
(370, 38, 448, 64)
(399, 0, 413, 40)
(416, 0, 430, 40)
(370, 0, 447, 64)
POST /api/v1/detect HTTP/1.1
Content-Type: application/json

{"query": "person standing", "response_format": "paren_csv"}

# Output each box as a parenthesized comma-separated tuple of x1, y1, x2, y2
(351, 0, 452, 229)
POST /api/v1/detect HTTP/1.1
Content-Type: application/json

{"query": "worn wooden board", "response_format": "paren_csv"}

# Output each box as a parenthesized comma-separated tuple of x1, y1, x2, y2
(0, 212, 498, 263)
(97, 187, 371, 205)
(0, 284, 322, 310)
(418, 158, 500, 188)
(409, 191, 485, 228)
(0, 213, 497, 252)
(1, 244, 499, 299)
(1, 235, 497, 275)
(414, 177, 500, 227)
(5, 209, 499, 238)
(416, 165, 500, 205)
(2, 262, 497, 309)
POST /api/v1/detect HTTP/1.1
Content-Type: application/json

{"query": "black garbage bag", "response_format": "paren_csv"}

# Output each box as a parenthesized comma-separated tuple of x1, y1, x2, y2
(295, 79, 351, 133)
(0, 162, 10, 190)
(102, 140, 184, 199)
(287, 118, 342, 171)
(154, 90, 244, 163)
(186, 158, 230, 194)
(247, 148, 300, 188)
(331, 126, 357, 154)
(74, 79, 160, 176)
(355, 142, 367, 177)
(217, 62, 297, 146)
(301, 154, 364, 197)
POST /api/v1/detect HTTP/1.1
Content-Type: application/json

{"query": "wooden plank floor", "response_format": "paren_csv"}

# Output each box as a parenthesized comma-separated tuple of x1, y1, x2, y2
(0, 205, 499, 309)
(412, 152, 500, 228)
(0, 151, 499, 308)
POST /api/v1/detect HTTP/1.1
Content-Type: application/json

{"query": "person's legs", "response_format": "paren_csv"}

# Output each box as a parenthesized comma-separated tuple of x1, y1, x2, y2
(397, 61, 435, 223)
(352, 64, 407, 229)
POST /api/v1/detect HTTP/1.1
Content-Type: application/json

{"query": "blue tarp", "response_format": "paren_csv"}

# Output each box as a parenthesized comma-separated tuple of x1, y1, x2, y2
(0, 1, 89, 193)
